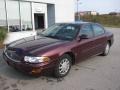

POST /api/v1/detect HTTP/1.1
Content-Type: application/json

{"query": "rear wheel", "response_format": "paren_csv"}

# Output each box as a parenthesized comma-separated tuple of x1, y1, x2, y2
(102, 42, 110, 56)
(54, 54, 72, 78)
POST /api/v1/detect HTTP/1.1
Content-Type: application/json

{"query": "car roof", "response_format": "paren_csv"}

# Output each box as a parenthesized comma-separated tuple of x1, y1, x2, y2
(57, 21, 94, 25)
(72, 21, 91, 25)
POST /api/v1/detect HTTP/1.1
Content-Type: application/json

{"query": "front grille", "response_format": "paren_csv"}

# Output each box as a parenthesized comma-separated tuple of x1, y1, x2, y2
(5, 48, 23, 62)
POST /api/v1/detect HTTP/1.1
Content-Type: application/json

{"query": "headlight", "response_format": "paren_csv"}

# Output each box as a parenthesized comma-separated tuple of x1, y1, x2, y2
(24, 56, 50, 63)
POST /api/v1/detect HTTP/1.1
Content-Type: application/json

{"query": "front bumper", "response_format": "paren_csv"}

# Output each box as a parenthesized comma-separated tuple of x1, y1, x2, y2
(3, 53, 55, 76)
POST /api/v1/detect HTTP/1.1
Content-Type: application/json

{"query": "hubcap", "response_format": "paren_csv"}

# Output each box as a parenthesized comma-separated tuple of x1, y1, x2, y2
(59, 58, 70, 75)
(105, 44, 110, 54)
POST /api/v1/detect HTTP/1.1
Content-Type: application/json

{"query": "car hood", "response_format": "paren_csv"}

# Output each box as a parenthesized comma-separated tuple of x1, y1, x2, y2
(8, 36, 68, 54)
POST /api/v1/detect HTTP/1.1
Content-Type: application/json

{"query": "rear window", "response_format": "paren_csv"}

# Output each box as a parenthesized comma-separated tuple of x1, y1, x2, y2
(92, 24, 105, 36)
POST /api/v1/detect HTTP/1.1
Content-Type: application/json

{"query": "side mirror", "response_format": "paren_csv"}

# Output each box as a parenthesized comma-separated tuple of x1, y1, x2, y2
(80, 34, 89, 39)
(39, 29, 45, 32)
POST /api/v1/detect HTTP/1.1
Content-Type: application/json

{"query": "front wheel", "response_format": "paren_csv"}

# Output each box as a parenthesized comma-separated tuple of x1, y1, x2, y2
(54, 54, 72, 78)
(102, 43, 110, 56)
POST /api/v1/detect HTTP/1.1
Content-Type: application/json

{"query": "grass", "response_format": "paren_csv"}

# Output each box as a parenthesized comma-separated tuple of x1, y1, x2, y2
(0, 41, 5, 49)
(79, 15, 120, 28)
(104, 25, 120, 28)
(0, 27, 7, 48)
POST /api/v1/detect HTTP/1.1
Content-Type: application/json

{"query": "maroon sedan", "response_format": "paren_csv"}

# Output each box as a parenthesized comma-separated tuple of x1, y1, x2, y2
(3, 22, 114, 77)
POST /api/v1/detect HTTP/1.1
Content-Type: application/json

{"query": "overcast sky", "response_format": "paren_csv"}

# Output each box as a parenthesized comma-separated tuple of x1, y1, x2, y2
(75, 0, 120, 14)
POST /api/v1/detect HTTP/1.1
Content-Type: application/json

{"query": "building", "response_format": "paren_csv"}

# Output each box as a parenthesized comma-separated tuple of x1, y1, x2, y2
(75, 11, 98, 18)
(91, 11, 98, 16)
(0, 0, 75, 32)
(0, 0, 75, 44)
(75, 11, 99, 21)
(109, 12, 120, 16)
(116, 13, 120, 16)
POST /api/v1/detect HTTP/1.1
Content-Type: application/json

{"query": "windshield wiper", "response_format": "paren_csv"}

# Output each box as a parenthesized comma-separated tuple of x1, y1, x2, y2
(45, 35, 61, 39)
(43, 35, 70, 41)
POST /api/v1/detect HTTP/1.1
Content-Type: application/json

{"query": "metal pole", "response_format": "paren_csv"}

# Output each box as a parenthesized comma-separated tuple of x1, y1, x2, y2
(77, 0, 79, 21)
(4, 0, 9, 32)
(18, 0, 22, 31)
(30, 2, 34, 31)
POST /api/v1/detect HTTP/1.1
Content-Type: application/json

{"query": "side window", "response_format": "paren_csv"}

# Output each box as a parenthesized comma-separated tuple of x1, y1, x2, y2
(80, 24, 94, 38)
(92, 24, 105, 36)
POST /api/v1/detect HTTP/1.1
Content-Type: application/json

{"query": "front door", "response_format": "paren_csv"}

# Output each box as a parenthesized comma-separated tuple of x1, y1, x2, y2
(76, 24, 95, 61)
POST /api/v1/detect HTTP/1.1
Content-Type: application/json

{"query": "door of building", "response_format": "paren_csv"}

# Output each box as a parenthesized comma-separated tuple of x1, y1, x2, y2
(34, 13, 45, 30)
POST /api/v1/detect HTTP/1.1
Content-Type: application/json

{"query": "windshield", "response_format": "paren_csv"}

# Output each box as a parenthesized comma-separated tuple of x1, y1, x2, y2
(41, 24, 79, 40)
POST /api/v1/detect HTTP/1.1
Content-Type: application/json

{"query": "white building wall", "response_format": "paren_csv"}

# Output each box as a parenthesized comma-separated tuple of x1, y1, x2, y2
(23, 0, 75, 23)
(54, 0, 75, 23)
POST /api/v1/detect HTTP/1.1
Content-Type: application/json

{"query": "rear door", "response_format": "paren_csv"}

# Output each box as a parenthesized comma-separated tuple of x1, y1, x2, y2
(91, 24, 107, 54)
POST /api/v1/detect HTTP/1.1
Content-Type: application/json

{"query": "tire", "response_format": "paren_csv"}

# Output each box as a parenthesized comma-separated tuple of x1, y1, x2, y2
(102, 42, 110, 56)
(54, 54, 72, 78)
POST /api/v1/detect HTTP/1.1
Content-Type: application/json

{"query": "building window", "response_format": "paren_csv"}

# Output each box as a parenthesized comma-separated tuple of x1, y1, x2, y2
(6, 0, 20, 32)
(0, 0, 7, 26)
(20, 2, 32, 31)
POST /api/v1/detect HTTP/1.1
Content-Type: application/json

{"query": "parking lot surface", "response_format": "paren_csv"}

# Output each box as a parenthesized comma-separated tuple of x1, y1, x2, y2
(0, 27, 120, 90)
